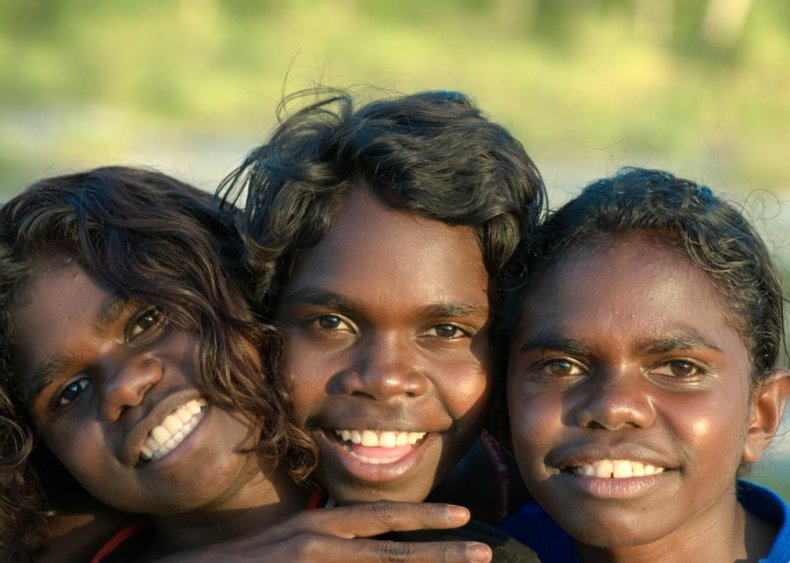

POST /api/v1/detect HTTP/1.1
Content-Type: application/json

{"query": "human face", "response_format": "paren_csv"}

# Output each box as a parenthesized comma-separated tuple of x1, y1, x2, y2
(507, 234, 763, 553)
(13, 262, 267, 515)
(275, 188, 493, 504)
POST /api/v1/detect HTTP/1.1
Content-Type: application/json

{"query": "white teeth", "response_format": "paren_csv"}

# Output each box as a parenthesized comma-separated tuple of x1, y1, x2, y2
(380, 432, 397, 448)
(573, 459, 666, 479)
(361, 430, 378, 447)
(163, 415, 182, 433)
(612, 460, 632, 478)
(138, 399, 207, 462)
(334, 429, 427, 448)
(151, 426, 171, 447)
(595, 459, 614, 478)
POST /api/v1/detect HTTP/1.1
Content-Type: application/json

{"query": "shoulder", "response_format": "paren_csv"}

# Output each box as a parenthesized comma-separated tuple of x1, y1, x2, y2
(501, 501, 578, 563)
(738, 480, 790, 563)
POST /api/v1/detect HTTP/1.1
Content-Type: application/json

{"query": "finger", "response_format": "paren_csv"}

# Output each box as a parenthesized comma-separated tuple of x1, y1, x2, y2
(273, 502, 471, 541)
(271, 536, 492, 563)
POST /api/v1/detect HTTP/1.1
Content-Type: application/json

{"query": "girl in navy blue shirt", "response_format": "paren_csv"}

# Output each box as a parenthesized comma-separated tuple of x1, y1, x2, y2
(503, 168, 790, 562)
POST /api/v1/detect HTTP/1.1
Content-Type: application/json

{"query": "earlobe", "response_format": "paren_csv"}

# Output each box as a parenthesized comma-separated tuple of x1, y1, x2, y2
(742, 369, 790, 463)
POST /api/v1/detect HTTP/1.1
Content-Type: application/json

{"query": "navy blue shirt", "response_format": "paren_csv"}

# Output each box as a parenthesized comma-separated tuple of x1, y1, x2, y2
(502, 480, 790, 563)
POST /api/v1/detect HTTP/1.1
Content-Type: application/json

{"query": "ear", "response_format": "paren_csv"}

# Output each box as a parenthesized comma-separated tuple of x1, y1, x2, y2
(742, 369, 790, 463)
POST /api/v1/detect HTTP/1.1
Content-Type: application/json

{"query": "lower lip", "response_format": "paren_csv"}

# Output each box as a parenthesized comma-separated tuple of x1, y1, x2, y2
(556, 471, 671, 499)
(321, 430, 435, 483)
(139, 407, 209, 470)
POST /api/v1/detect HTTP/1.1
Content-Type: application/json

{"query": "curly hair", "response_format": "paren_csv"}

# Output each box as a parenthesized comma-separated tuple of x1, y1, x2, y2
(505, 167, 786, 386)
(218, 89, 546, 331)
(0, 167, 317, 560)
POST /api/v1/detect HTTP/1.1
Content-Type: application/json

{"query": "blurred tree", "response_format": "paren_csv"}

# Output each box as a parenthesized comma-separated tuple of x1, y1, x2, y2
(702, 0, 754, 49)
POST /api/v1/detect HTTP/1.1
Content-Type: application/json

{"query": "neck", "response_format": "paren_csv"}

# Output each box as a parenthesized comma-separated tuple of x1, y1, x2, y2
(575, 494, 773, 563)
(148, 468, 310, 556)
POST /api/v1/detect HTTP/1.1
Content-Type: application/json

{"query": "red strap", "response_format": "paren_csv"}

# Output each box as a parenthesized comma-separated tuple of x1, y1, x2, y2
(90, 520, 149, 563)
(305, 484, 328, 509)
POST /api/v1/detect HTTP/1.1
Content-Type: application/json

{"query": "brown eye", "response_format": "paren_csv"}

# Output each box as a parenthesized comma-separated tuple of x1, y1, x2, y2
(647, 358, 715, 388)
(57, 377, 91, 407)
(127, 307, 166, 342)
(541, 359, 585, 378)
(305, 314, 356, 335)
(427, 323, 468, 339)
(653, 360, 701, 379)
(317, 315, 343, 330)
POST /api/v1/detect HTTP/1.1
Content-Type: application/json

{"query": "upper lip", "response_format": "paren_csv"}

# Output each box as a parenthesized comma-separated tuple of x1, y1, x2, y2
(308, 399, 449, 435)
(547, 442, 676, 472)
(122, 389, 204, 465)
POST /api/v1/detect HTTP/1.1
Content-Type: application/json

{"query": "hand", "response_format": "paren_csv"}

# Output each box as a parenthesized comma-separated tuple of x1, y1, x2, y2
(156, 502, 492, 562)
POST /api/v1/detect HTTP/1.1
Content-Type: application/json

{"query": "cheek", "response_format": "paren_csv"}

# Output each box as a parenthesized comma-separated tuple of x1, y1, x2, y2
(668, 392, 750, 470)
(437, 358, 493, 418)
(283, 346, 331, 425)
(507, 382, 562, 463)
(41, 425, 107, 492)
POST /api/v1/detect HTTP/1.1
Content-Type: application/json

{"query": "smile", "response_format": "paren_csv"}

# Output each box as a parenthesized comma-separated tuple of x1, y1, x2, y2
(331, 429, 428, 465)
(569, 459, 666, 478)
(334, 429, 427, 447)
(140, 399, 207, 462)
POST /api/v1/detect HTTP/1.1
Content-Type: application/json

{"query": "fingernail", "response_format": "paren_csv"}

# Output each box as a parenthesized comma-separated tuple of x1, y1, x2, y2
(446, 504, 470, 522)
(466, 543, 491, 562)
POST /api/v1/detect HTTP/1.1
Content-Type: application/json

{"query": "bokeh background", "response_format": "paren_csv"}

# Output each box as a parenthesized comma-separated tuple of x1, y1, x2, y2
(2, 0, 788, 499)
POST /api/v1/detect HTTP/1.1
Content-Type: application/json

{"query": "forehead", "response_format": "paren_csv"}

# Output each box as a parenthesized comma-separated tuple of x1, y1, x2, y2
(519, 235, 745, 351)
(287, 188, 489, 302)
(12, 264, 113, 395)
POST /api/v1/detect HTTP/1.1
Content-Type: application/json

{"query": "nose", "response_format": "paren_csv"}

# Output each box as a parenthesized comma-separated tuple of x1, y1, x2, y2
(572, 366, 656, 431)
(99, 356, 163, 421)
(337, 333, 430, 400)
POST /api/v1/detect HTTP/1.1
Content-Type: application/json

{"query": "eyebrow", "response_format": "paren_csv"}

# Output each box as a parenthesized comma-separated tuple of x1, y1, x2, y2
(19, 354, 74, 408)
(279, 289, 488, 318)
(92, 292, 131, 336)
(19, 291, 130, 407)
(517, 333, 592, 356)
(279, 289, 357, 315)
(419, 302, 488, 318)
(517, 330, 722, 356)
(635, 331, 722, 355)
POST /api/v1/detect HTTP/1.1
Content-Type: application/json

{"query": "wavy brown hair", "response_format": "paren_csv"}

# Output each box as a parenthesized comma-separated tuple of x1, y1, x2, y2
(0, 167, 317, 561)
(504, 167, 786, 386)
(218, 88, 547, 371)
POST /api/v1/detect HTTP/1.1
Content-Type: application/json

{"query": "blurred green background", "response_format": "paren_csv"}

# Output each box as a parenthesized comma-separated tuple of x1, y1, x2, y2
(1, 0, 788, 499)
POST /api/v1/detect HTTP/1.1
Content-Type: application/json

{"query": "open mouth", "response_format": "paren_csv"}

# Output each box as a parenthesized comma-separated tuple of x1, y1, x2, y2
(139, 399, 207, 463)
(564, 459, 667, 479)
(330, 429, 428, 464)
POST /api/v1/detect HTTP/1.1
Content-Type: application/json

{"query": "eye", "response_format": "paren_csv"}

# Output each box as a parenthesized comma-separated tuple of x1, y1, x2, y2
(308, 314, 355, 333)
(651, 359, 703, 379)
(57, 377, 91, 407)
(317, 315, 342, 330)
(425, 323, 470, 340)
(536, 358, 586, 378)
(126, 307, 166, 343)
